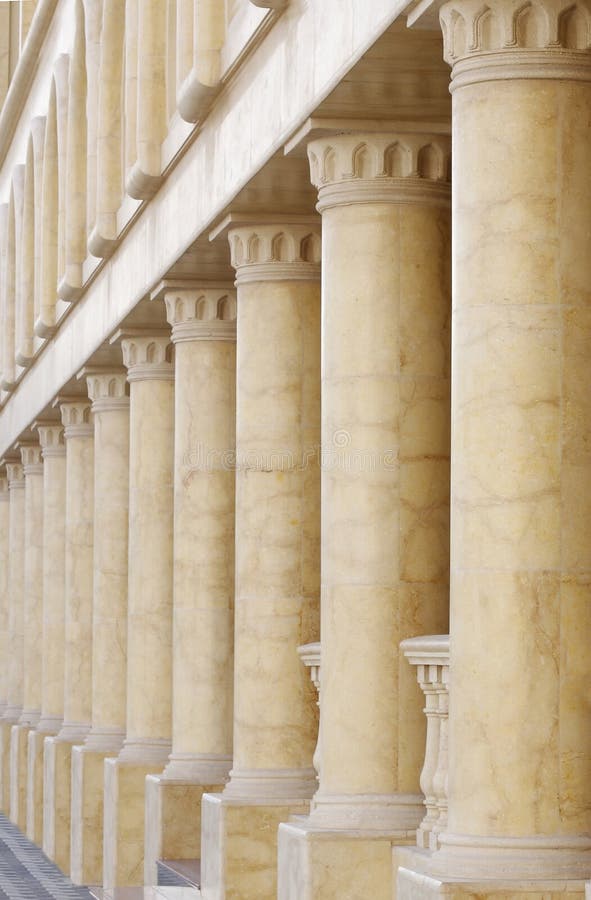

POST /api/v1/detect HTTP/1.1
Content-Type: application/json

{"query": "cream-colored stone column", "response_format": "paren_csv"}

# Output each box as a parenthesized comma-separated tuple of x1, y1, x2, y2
(103, 334, 174, 889)
(277, 133, 452, 900)
(15, 445, 44, 840)
(397, 3, 591, 897)
(31, 425, 66, 851)
(201, 223, 321, 900)
(71, 372, 129, 885)
(4, 461, 25, 826)
(44, 400, 94, 874)
(145, 288, 236, 884)
(0, 474, 10, 813)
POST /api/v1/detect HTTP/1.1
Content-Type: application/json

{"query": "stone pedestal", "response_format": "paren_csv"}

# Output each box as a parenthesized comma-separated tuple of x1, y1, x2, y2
(143, 285, 237, 884)
(102, 334, 174, 889)
(9, 724, 29, 829)
(397, 1, 591, 896)
(70, 372, 130, 886)
(43, 736, 76, 873)
(277, 132, 452, 898)
(201, 222, 322, 900)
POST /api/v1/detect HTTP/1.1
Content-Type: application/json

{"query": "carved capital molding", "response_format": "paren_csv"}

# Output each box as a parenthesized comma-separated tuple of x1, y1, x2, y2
(86, 372, 130, 413)
(59, 401, 94, 439)
(20, 445, 43, 476)
(165, 288, 237, 343)
(120, 335, 174, 383)
(228, 224, 321, 284)
(6, 463, 24, 489)
(440, 0, 591, 87)
(36, 424, 66, 459)
(308, 133, 451, 211)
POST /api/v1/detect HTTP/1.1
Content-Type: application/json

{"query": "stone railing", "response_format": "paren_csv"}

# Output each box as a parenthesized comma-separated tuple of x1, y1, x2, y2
(298, 642, 321, 782)
(400, 634, 449, 851)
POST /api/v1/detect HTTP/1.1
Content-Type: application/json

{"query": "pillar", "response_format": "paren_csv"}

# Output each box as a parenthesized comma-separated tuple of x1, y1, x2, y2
(0, 473, 10, 812)
(3, 461, 25, 823)
(144, 287, 236, 884)
(15, 444, 44, 839)
(201, 222, 321, 900)
(31, 425, 66, 852)
(70, 372, 129, 885)
(277, 132, 452, 900)
(44, 400, 93, 874)
(398, 2, 591, 897)
(103, 334, 174, 889)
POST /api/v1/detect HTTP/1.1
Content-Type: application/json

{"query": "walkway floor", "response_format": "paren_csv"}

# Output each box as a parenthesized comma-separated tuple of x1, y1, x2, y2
(0, 813, 92, 899)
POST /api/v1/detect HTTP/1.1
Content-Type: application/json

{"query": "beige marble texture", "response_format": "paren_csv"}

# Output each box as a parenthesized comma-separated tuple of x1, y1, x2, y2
(103, 335, 174, 888)
(305, 133, 451, 831)
(5, 463, 25, 725)
(20, 444, 43, 727)
(43, 735, 74, 873)
(57, 400, 94, 743)
(201, 793, 311, 900)
(0, 724, 10, 813)
(9, 724, 29, 828)
(36, 423, 66, 734)
(0, 477, 9, 717)
(26, 729, 45, 843)
(69, 373, 129, 885)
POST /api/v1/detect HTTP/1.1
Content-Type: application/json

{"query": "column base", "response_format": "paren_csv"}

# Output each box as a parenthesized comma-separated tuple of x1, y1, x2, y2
(144, 772, 227, 886)
(103, 756, 166, 888)
(10, 724, 30, 828)
(27, 729, 54, 844)
(43, 736, 76, 873)
(0, 720, 17, 813)
(200, 792, 312, 900)
(70, 744, 120, 886)
(277, 816, 415, 900)
(395, 844, 590, 900)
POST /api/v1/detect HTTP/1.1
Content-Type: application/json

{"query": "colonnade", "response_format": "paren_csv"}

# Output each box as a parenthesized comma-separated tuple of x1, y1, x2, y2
(0, 0, 590, 897)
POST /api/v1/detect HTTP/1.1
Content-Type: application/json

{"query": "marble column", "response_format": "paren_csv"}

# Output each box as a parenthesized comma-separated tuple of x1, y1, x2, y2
(44, 400, 94, 874)
(398, 3, 591, 897)
(71, 372, 129, 885)
(144, 288, 236, 884)
(14, 445, 44, 839)
(4, 461, 25, 825)
(0, 474, 10, 812)
(103, 334, 174, 889)
(277, 132, 452, 900)
(201, 222, 321, 900)
(32, 425, 66, 851)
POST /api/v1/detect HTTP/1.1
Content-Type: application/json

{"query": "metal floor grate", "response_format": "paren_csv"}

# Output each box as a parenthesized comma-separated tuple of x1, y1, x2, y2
(0, 813, 93, 899)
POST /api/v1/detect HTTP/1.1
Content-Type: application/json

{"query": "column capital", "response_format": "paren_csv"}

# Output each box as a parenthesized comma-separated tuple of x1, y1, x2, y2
(20, 444, 43, 476)
(58, 400, 94, 439)
(307, 133, 451, 211)
(35, 422, 66, 458)
(116, 332, 174, 383)
(85, 371, 130, 412)
(164, 287, 237, 343)
(0, 475, 9, 499)
(439, 0, 591, 88)
(228, 222, 321, 285)
(6, 463, 24, 489)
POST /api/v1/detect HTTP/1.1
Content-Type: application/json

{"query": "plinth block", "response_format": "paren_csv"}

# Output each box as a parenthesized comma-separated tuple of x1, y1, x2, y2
(43, 736, 74, 874)
(26, 729, 48, 843)
(10, 725, 29, 828)
(201, 792, 311, 900)
(144, 775, 225, 886)
(70, 746, 118, 885)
